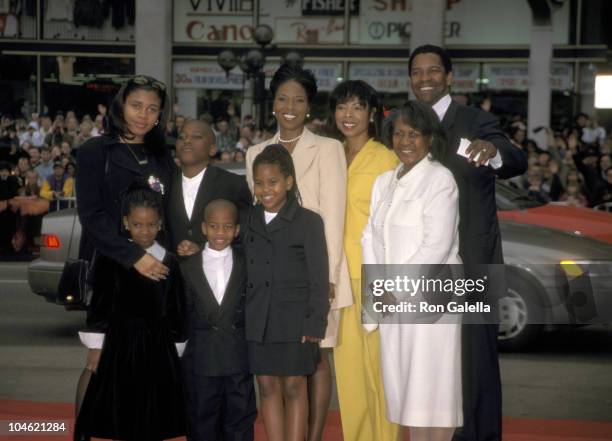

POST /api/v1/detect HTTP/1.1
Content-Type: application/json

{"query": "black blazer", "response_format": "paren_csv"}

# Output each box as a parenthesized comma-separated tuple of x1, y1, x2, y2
(441, 101, 527, 264)
(180, 248, 248, 376)
(76, 136, 175, 267)
(166, 165, 252, 250)
(244, 197, 330, 343)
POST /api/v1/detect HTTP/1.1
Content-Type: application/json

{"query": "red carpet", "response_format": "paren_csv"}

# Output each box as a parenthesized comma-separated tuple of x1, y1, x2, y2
(1, 399, 611, 440)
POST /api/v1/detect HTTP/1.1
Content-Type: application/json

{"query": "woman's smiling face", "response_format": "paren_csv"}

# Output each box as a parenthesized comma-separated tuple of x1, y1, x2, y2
(273, 80, 309, 133)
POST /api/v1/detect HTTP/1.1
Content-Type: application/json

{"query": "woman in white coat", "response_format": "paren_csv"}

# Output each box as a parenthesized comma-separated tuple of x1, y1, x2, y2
(362, 101, 463, 441)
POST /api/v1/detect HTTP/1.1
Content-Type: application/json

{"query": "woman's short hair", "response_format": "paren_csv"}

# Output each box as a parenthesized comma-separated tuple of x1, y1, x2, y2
(269, 64, 318, 104)
(328, 80, 386, 144)
(107, 75, 169, 153)
(383, 101, 449, 163)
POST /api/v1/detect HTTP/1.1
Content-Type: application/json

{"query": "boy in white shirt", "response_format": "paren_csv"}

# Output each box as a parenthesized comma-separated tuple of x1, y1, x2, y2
(180, 199, 256, 441)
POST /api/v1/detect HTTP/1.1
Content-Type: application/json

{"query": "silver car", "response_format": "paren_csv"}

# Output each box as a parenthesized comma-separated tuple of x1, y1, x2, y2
(28, 177, 612, 350)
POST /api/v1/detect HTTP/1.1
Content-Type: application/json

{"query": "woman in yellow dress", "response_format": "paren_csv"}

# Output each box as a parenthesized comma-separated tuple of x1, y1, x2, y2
(329, 80, 400, 441)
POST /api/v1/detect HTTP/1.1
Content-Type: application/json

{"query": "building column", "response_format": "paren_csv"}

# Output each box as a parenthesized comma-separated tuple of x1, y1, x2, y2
(175, 89, 198, 119)
(579, 63, 596, 116)
(135, 0, 172, 86)
(410, 0, 445, 49)
(528, 25, 553, 149)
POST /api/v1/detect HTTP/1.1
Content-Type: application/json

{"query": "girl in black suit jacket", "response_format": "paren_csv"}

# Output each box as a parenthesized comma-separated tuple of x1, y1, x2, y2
(245, 145, 329, 441)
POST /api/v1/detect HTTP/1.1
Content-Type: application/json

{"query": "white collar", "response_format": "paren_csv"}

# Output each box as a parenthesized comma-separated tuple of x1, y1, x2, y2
(432, 94, 452, 121)
(203, 242, 232, 258)
(182, 167, 206, 184)
(145, 241, 166, 261)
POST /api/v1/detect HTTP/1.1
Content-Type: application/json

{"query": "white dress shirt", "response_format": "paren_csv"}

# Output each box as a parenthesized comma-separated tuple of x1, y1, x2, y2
(264, 211, 278, 224)
(182, 167, 206, 220)
(202, 243, 233, 305)
(432, 94, 502, 169)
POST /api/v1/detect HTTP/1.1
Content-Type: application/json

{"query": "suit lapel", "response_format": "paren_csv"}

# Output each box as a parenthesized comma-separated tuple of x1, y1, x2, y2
(348, 138, 374, 178)
(190, 167, 216, 226)
(265, 197, 299, 233)
(186, 252, 221, 318)
(218, 250, 242, 313)
(172, 171, 190, 224)
(290, 128, 318, 184)
(441, 100, 457, 133)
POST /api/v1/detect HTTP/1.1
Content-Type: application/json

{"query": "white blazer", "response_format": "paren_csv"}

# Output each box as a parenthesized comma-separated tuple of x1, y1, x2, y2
(362, 157, 461, 266)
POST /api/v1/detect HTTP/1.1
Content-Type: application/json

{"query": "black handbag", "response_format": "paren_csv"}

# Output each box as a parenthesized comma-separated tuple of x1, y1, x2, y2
(56, 146, 109, 310)
(57, 254, 96, 309)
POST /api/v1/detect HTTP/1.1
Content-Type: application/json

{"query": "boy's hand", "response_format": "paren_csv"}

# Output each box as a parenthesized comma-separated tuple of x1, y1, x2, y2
(177, 240, 199, 256)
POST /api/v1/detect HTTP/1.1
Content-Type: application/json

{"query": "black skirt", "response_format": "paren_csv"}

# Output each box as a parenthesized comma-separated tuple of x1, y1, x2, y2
(75, 319, 187, 441)
(247, 340, 320, 376)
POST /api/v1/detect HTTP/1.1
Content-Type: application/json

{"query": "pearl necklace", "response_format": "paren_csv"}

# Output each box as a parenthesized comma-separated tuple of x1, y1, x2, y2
(278, 133, 302, 143)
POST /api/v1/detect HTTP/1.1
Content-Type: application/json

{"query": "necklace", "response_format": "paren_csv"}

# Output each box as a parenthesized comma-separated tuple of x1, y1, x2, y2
(120, 138, 148, 165)
(278, 133, 302, 143)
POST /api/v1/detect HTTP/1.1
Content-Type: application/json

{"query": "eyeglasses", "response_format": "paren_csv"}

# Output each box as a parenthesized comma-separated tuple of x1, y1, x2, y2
(131, 75, 167, 92)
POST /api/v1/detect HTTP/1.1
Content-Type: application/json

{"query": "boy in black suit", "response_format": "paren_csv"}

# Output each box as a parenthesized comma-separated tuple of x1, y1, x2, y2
(180, 199, 256, 441)
(167, 119, 251, 257)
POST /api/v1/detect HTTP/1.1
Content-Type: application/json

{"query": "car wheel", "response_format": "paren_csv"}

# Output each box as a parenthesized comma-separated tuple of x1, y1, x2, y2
(498, 273, 544, 351)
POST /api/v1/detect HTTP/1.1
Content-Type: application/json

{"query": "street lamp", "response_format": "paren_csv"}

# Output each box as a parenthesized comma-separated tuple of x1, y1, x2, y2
(216, 24, 302, 129)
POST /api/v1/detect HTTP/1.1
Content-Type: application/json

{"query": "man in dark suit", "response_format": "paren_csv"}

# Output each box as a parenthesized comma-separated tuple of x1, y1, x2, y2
(167, 119, 252, 256)
(409, 44, 527, 441)
(180, 199, 256, 441)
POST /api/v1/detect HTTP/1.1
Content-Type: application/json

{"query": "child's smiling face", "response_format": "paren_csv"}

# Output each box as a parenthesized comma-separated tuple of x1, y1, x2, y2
(202, 206, 239, 251)
(253, 163, 294, 213)
(123, 206, 161, 249)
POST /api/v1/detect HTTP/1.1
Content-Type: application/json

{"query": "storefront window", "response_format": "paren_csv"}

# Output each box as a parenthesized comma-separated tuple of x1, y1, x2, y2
(42, 0, 134, 41)
(0, 1, 37, 38)
(0, 55, 36, 116)
(42, 56, 134, 116)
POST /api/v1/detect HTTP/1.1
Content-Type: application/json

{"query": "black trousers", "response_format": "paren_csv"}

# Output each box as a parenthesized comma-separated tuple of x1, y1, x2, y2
(185, 371, 256, 441)
(453, 324, 502, 441)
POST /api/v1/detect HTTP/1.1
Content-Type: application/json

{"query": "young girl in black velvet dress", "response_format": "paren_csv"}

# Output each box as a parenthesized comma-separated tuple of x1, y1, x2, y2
(74, 180, 187, 441)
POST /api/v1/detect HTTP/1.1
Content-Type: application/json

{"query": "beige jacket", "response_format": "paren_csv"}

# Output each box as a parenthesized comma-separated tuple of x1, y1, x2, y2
(246, 128, 353, 313)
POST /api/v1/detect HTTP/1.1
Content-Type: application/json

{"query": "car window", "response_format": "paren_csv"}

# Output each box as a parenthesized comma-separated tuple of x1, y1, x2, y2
(496, 181, 545, 210)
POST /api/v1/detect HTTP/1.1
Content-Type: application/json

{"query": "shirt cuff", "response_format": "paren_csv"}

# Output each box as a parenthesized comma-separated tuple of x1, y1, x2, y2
(78, 332, 105, 349)
(175, 341, 187, 357)
(489, 150, 503, 169)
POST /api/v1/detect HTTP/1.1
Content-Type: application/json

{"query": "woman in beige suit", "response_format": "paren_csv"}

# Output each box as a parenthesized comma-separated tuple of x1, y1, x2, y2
(246, 64, 352, 441)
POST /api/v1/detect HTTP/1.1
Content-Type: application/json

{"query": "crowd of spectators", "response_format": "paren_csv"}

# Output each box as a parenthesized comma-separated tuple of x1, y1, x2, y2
(0, 108, 91, 257)
(1, 98, 611, 259)
(499, 111, 612, 209)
